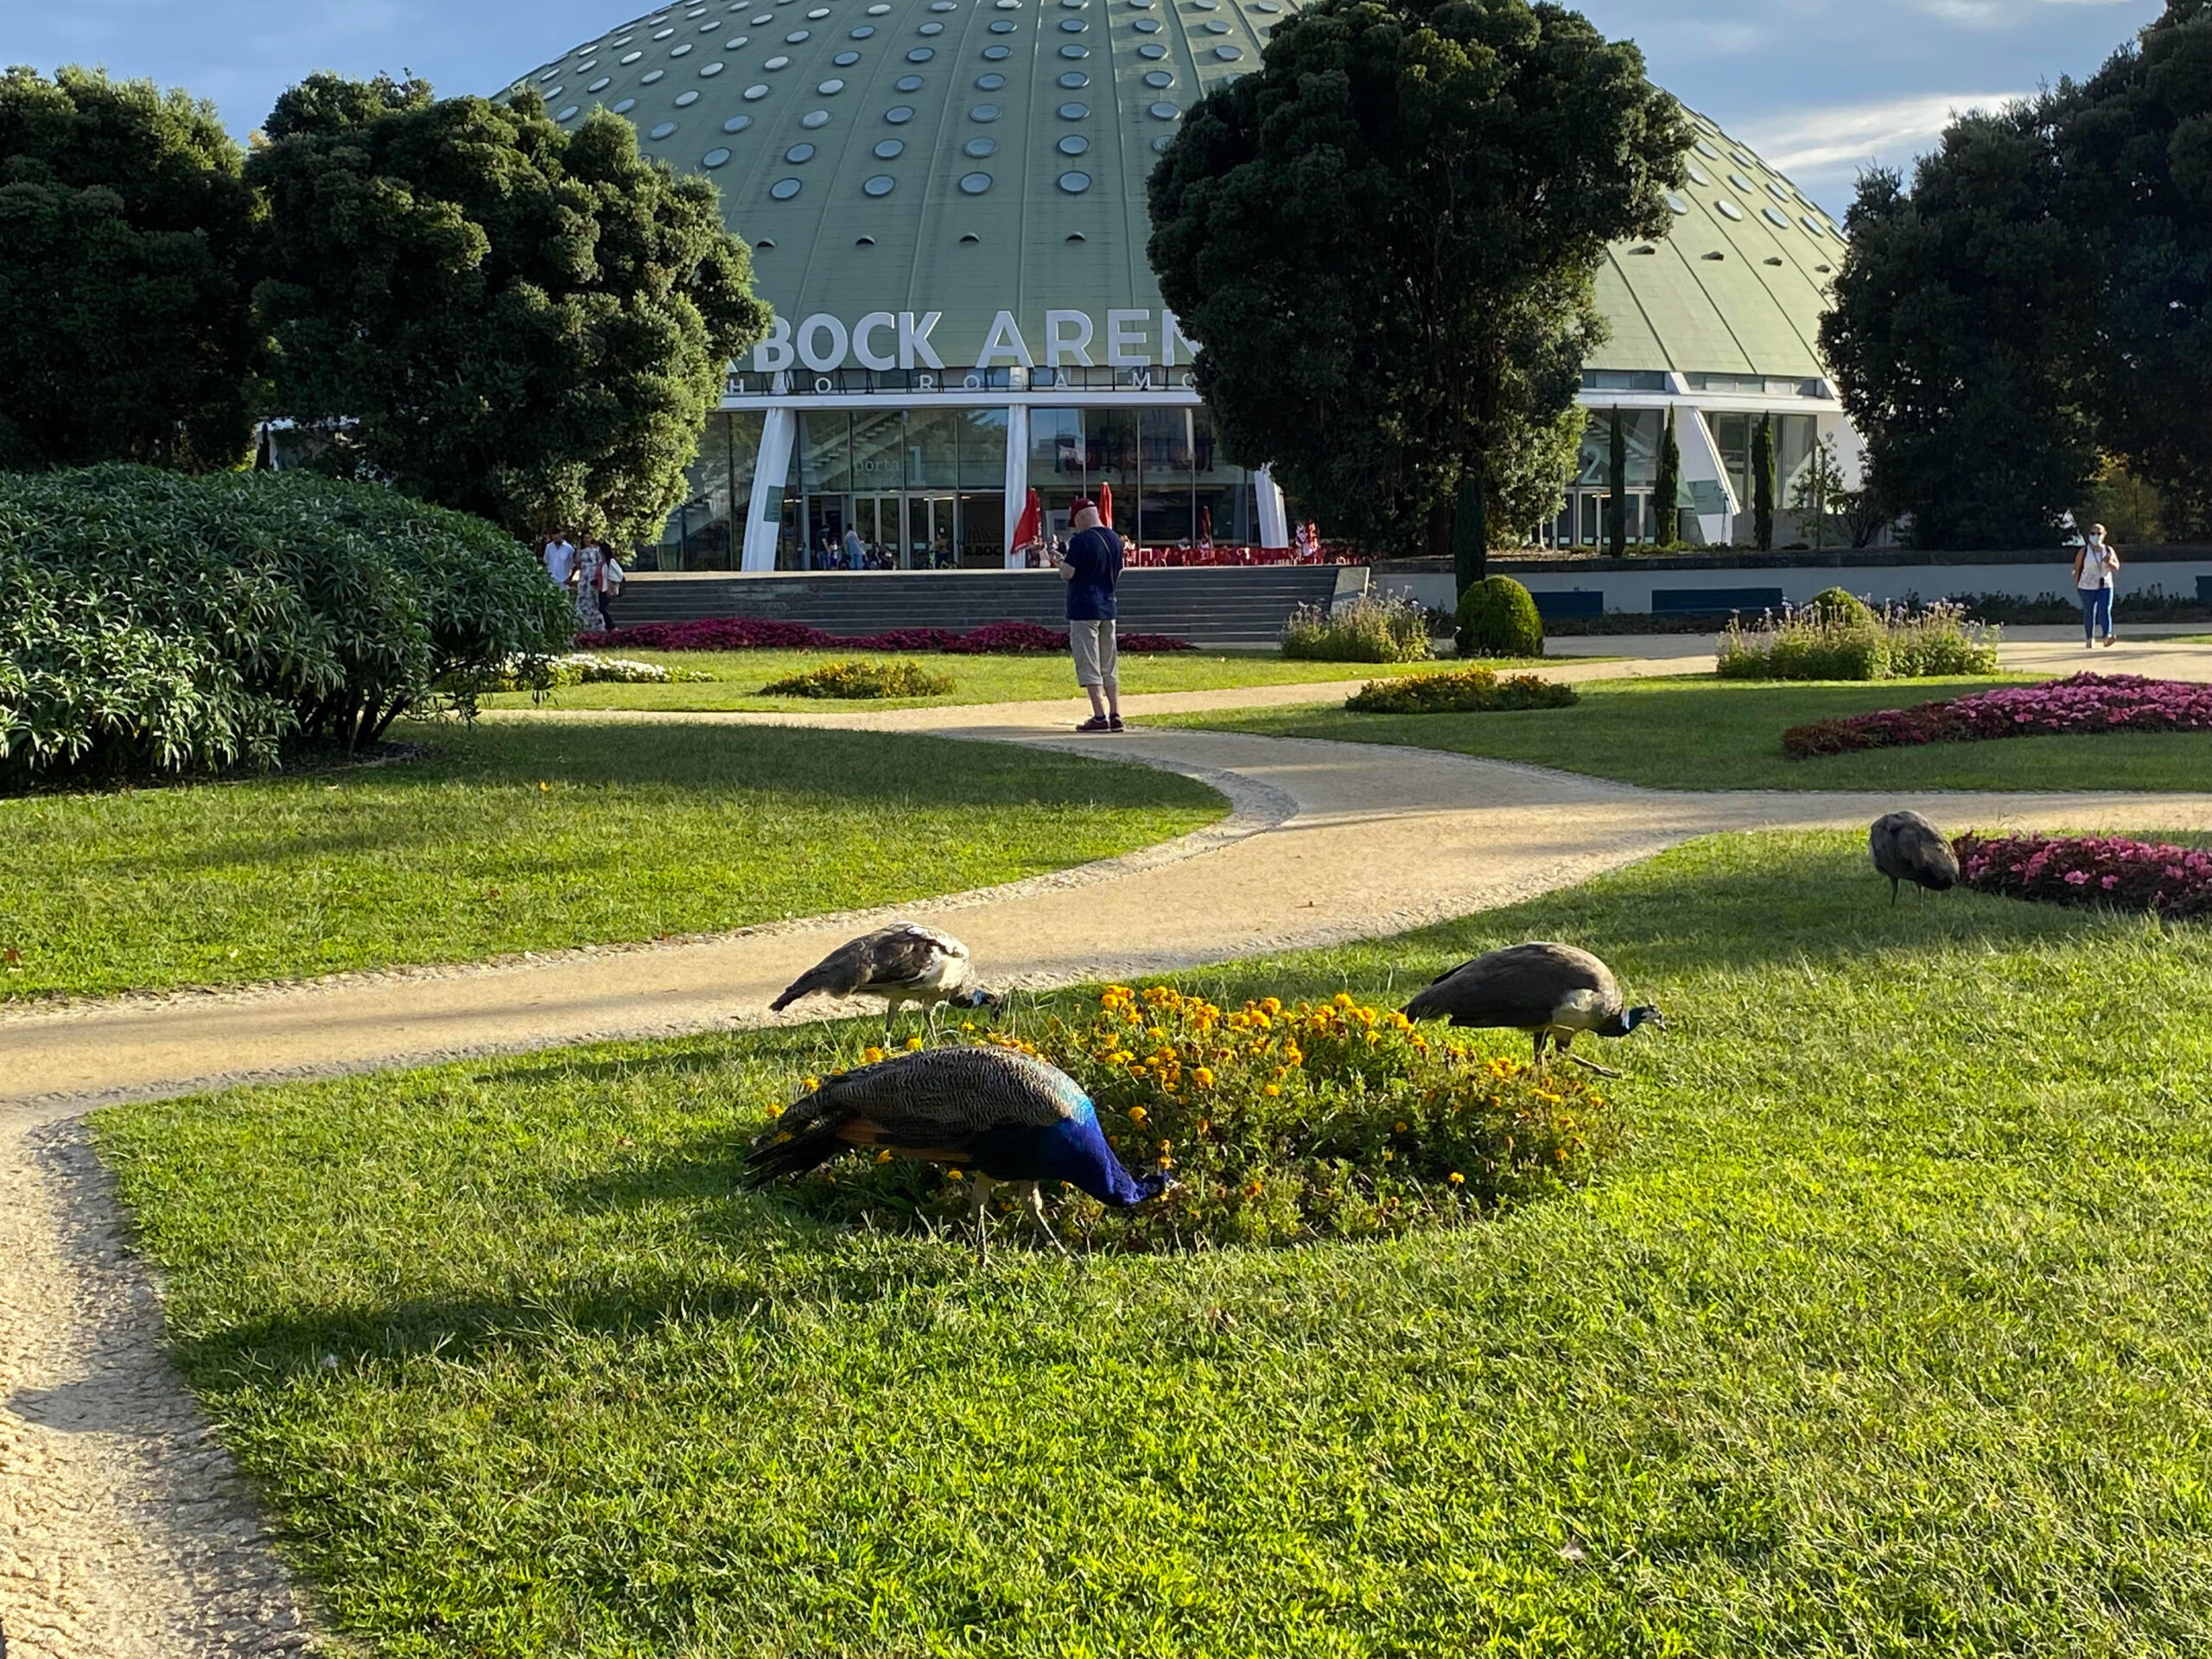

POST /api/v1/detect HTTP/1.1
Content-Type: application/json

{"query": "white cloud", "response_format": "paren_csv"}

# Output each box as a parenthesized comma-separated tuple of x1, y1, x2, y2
(1732, 90, 2026, 203)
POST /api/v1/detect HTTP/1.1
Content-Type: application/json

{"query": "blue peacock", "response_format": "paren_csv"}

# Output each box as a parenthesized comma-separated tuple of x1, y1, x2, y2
(743, 1046, 1173, 1259)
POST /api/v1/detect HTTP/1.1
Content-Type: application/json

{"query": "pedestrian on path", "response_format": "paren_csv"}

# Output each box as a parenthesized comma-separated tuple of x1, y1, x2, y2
(571, 536, 611, 635)
(543, 529, 577, 588)
(2073, 524, 2120, 648)
(1059, 495, 1123, 733)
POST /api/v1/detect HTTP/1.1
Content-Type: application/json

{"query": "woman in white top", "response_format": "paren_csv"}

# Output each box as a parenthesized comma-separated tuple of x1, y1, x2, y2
(2071, 523, 2120, 648)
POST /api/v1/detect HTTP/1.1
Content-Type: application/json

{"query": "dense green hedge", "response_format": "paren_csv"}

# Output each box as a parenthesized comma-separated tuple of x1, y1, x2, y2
(0, 465, 570, 782)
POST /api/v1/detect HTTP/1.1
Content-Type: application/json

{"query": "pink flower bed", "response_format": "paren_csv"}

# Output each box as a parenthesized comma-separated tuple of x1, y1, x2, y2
(1784, 673, 2212, 759)
(579, 617, 1195, 654)
(1956, 832, 2212, 918)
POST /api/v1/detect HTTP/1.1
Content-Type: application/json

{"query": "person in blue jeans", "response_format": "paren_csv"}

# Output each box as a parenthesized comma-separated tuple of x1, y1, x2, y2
(2073, 524, 2120, 648)
(1058, 496, 1124, 732)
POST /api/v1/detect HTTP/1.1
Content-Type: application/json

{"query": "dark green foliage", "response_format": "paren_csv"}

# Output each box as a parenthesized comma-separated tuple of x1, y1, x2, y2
(1147, 0, 1687, 575)
(1652, 405, 1682, 549)
(0, 467, 571, 783)
(1607, 405, 1628, 556)
(757, 659, 957, 698)
(1450, 474, 1488, 592)
(247, 75, 772, 545)
(1345, 664, 1577, 713)
(1805, 586, 1873, 624)
(0, 68, 260, 472)
(1453, 575, 1544, 658)
(1751, 414, 1776, 551)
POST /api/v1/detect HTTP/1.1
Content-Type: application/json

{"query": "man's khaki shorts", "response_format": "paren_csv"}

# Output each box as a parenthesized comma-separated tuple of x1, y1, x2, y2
(1069, 619, 1118, 689)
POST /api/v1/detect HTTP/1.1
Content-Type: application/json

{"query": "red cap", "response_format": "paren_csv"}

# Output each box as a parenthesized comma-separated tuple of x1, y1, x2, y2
(1069, 495, 1096, 512)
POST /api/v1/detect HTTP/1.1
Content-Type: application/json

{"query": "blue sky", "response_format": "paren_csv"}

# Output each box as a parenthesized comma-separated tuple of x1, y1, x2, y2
(2, 0, 2170, 214)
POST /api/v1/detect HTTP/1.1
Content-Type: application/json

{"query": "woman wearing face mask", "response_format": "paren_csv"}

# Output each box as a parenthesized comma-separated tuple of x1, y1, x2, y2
(2072, 524, 2120, 649)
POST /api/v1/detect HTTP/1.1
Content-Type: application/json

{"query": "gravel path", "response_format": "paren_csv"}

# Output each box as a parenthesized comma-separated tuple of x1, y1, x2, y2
(8, 650, 2212, 1655)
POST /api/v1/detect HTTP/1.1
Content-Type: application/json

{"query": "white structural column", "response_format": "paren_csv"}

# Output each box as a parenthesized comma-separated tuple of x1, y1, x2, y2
(1001, 404, 1030, 563)
(1254, 463, 1290, 551)
(741, 406, 797, 572)
(1676, 408, 1740, 548)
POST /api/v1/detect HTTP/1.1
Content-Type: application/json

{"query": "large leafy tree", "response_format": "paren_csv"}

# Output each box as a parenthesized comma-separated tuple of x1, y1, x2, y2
(0, 67, 261, 472)
(1147, 0, 1686, 593)
(2061, 0, 2212, 537)
(248, 76, 771, 544)
(1820, 105, 2103, 550)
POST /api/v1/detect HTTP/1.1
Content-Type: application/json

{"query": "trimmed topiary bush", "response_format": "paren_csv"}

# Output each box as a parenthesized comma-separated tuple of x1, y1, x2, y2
(1454, 576, 1544, 659)
(1345, 666, 1579, 714)
(0, 465, 570, 785)
(759, 658, 957, 699)
(1804, 586, 1873, 625)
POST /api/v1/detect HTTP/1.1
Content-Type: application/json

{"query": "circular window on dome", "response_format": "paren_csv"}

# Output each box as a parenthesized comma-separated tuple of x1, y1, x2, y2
(784, 29, 809, 42)
(671, 41, 694, 55)
(620, 49, 644, 62)
(1213, 45, 1242, 59)
(1128, 0, 1154, 6)
(1149, 101, 1178, 119)
(809, 4, 831, 14)
(874, 137, 905, 157)
(556, 105, 581, 121)
(1714, 200, 1744, 220)
(651, 121, 678, 138)
(1730, 149, 1754, 168)
(1142, 69, 1171, 86)
(676, 90, 700, 105)
(743, 84, 770, 99)
(849, 24, 874, 36)
(834, 49, 860, 63)
(1058, 101, 1089, 118)
(863, 174, 898, 197)
(765, 55, 789, 67)
(1728, 172, 1753, 192)
(920, 21, 944, 34)
(817, 78, 845, 92)
(991, 18, 1017, 31)
(641, 69, 665, 83)
(970, 103, 1002, 121)
(1138, 41, 1166, 55)
(1664, 192, 1688, 213)
(724, 34, 749, 47)
(614, 98, 639, 111)
(895, 73, 924, 90)
(934, 0, 958, 8)
(771, 176, 804, 199)
(1060, 16, 1088, 27)
(1767, 181, 1789, 199)
(700, 61, 724, 75)
(653, 26, 676, 37)
(983, 43, 1010, 57)
(723, 113, 752, 130)
(1799, 214, 1825, 237)
(785, 142, 817, 162)
(753, 10, 772, 20)
(1763, 207, 1789, 227)
(1685, 164, 1709, 186)
(1694, 139, 1719, 159)
(801, 108, 831, 127)
(1060, 44, 1089, 57)
(1205, 18, 1230, 31)
(884, 104, 914, 122)
(907, 47, 934, 60)
(1058, 70, 1089, 86)
(588, 76, 613, 91)
(869, 2, 891, 11)
(1058, 134, 1089, 155)
(964, 135, 997, 156)
(959, 171, 993, 194)
(977, 73, 1007, 89)
(1134, 16, 1160, 29)
(1251, 1, 1280, 10)
(995, 0, 1021, 7)
(1153, 134, 1172, 152)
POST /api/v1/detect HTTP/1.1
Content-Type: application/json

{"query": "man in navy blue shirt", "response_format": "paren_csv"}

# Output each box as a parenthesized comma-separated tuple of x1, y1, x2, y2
(1058, 496, 1124, 732)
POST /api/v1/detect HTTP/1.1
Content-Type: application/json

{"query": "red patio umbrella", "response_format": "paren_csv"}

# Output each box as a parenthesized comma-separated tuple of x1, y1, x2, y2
(1197, 501, 1213, 547)
(1011, 487, 1041, 550)
(1096, 480, 1115, 530)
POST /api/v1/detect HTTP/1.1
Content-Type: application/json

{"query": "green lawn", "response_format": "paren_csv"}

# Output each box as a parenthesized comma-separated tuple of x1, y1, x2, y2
(1163, 673, 2212, 791)
(482, 647, 1499, 713)
(100, 833, 2212, 1656)
(0, 719, 1222, 1000)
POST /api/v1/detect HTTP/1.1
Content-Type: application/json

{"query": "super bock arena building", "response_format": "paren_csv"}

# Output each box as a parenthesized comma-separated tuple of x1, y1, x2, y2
(512, 0, 1859, 569)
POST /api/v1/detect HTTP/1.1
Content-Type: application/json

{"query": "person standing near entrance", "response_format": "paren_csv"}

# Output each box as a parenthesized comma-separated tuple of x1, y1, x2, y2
(543, 528, 576, 588)
(2073, 524, 2120, 648)
(843, 524, 867, 569)
(1059, 495, 1123, 733)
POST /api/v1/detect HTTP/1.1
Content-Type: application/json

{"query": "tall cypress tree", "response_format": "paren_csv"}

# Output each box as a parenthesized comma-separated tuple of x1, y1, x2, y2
(1751, 415, 1776, 550)
(1652, 404, 1681, 548)
(1606, 405, 1627, 556)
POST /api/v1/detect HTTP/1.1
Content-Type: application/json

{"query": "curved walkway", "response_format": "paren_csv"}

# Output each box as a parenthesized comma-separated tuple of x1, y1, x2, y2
(8, 663, 2212, 1656)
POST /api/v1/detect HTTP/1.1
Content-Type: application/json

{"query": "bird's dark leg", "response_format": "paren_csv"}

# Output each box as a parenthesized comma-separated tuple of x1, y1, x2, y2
(1019, 1180, 1069, 1256)
(883, 999, 898, 1039)
(1564, 1053, 1623, 1078)
(969, 1173, 995, 1265)
(1890, 876, 1900, 906)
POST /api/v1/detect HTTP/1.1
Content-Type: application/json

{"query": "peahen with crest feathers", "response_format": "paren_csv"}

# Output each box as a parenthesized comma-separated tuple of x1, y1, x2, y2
(770, 923, 999, 1035)
(743, 1046, 1173, 1260)
(1868, 810, 1959, 905)
(1402, 942, 1663, 1076)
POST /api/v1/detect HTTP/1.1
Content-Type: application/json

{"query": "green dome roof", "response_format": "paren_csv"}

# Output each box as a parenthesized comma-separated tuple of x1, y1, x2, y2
(514, 2, 1846, 381)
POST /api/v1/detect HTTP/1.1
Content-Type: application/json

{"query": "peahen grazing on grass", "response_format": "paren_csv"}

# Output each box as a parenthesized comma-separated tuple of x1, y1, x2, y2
(770, 923, 1000, 1035)
(1402, 942, 1663, 1077)
(742, 1046, 1173, 1261)
(1868, 810, 1960, 905)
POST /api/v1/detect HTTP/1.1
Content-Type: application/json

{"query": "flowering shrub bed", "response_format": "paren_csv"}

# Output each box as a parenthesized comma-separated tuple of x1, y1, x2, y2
(453, 652, 715, 693)
(1345, 666, 1579, 715)
(581, 617, 1194, 654)
(1956, 832, 2212, 918)
(1281, 594, 1433, 663)
(758, 658, 956, 699)
(770, 984, 1613, 1249)
(1783, 673, 2212, 758)
(1719, 601, 1999, 681)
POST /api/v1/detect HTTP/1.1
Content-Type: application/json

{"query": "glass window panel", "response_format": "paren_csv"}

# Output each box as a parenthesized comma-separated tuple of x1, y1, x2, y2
(799, 410, 853, 492)
(1030, 406, 1085, 483)
(1709, 413, 1751, 508)
(849, 410, 906, 491)
(906, 408, 959, 487)
(1082, 407, 1139, 500)
(1138, 407, 1193, 546)
(959, 407, 1009, 488)
(958, 490, 1004, 566)
(1190, 405, 1244, 485)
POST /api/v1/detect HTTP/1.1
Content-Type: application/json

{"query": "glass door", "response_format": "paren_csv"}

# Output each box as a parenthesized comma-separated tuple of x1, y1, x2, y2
(907, 494, 957, 568)
(853, 495, 899, 568)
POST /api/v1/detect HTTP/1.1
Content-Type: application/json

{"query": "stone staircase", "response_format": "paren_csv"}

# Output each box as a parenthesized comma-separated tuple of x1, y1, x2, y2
(613, 565, 1359, 648)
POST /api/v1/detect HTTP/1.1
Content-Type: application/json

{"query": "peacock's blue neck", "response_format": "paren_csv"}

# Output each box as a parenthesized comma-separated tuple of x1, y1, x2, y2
(1045, 1107, 1155, 1207)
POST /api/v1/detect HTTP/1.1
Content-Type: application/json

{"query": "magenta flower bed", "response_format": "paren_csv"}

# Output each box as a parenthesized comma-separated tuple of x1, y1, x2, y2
(1956, 832, 2212, 918)
(1784, 673, 2212, 758)
(579, 617, 1194, 654)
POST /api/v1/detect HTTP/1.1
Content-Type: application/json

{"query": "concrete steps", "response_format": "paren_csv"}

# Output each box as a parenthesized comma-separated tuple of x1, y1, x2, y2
(613, 567, 1351, 647)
